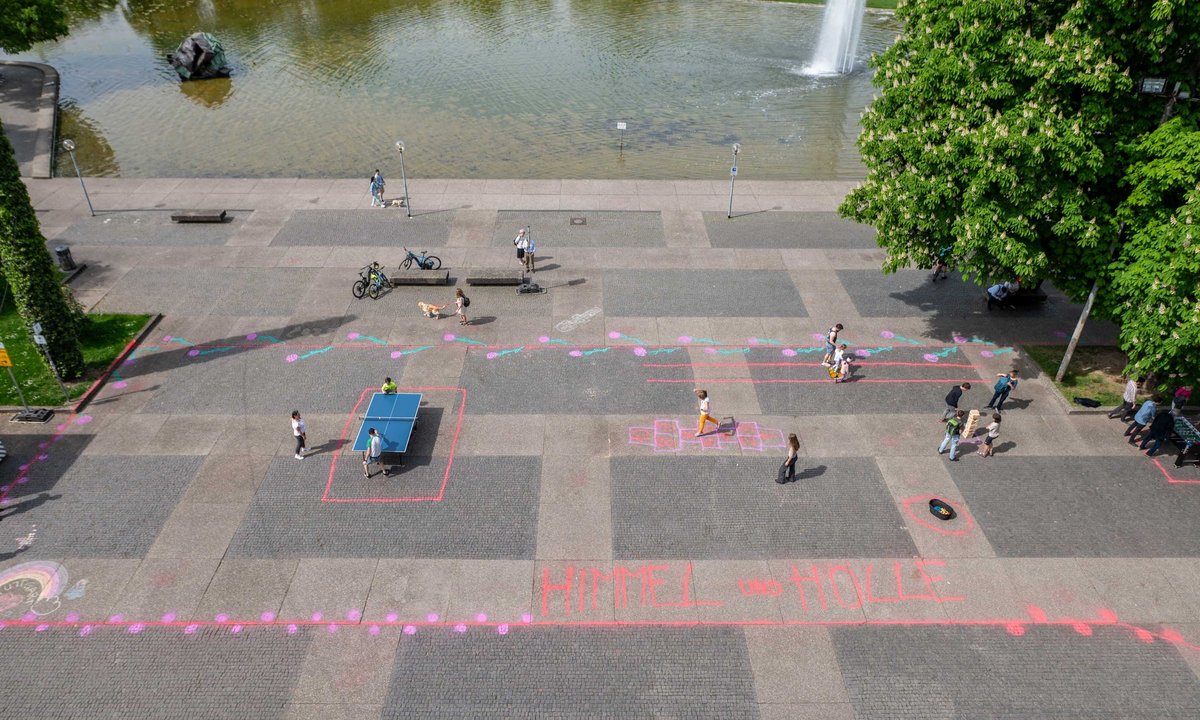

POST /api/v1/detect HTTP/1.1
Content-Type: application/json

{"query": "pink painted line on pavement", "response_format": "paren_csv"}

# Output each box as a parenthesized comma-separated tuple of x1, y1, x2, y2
(645, 361, 977, 368)
(646, 378, 977, 384)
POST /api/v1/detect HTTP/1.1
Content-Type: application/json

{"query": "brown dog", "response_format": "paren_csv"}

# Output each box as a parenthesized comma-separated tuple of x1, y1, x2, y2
(418, 302, 446, 319)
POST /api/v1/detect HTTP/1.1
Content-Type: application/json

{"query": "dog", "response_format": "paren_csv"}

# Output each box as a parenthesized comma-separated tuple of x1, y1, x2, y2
(418, 301, 446, 319)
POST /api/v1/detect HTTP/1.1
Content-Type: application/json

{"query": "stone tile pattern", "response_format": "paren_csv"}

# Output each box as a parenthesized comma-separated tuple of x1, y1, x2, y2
(270, 209, 454, 246)
(382, 626, 759, 719)
(58, 211, 245, 246)
(705, 211, 876, 249)
(836, 269, 1063, 318)
(604, 269, 808, 318)
(832, 626, 1200, 719)
(227, 456, 540, 558)
(494, 210, 665, 247)
(611, 456, 917, 559)
(954, 456, 1200, 557)
(0, 626, 311, 719)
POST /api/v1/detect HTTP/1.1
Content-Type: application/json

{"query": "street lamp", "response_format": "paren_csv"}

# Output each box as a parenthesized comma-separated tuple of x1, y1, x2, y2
(727, 143, 741, 219)
(61, 139, 94, 217)
(394, 140, 411, 218)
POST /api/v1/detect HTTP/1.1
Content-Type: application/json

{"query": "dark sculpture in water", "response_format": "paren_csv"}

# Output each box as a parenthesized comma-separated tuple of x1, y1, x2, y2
(166, 33, 231, 80)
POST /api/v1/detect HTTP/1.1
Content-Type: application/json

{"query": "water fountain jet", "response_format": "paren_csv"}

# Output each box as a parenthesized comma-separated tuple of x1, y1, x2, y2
(806, 0, 866, 75)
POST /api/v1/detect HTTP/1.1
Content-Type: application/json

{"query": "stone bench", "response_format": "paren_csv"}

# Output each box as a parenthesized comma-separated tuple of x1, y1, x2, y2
(171, 210, 227, 223)
(389, 269, 450, 286)
(465, 270, 522, 286)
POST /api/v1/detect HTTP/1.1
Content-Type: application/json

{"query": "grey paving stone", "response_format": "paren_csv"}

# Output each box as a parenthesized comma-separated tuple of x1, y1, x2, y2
(953, 456, 1200, 557)
(381, 626, 758, 718)
(604, 269, 807, 318)
(837, 269, 1071, 319)
(271, 209, 455, 246)
(0, 626, 310, 719)
(58, 210, 245, 246)
(93, 267, 307, 316)
(494, 210, 665, 247)
(1, 455, 201, 558)
(459, 346, 692, 415)
(831, 625, 1200, 719)
(744, 346, 978, 415)
(226, 456, 540, 559)
(611, 456, 916, 559)
(705, 211, 876, 249)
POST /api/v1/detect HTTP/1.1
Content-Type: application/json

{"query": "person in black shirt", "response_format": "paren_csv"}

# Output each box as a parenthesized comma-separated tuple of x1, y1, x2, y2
(1140, 409, 1175, 456)
(942, 382, 972, 421)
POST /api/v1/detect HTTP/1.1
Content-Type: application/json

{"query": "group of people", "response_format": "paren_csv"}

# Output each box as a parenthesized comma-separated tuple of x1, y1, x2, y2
(936, 370, 1019, 461)
(692, 387, 802, 484)
(514, 227, 536, 273)
(369, 169, 386, 208)
(1113, 379, 1190, 457)
(821, 323, 851, 382)
(291, 378, 407, 477)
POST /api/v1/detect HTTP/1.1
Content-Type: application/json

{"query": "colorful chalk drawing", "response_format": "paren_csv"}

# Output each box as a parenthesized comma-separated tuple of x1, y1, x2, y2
(747, 337, 785, 345)
(443, 334, 487, 346)
(246, 333, 284, 344)
(553, 307, 602, 333)
(161, 335, 194, 347)
(704, 347, 750, 355)
(390, 345, 433, 359)
(111, 346, 159, 389)
(678, 335, 719, 345)
(644, 348, 679, 356)
(486, 347, 525, 360)
(569, 348, 610, 357)
(187, 346, 233, 358)
(347, 332, 387, 345)
(922, 347, 961, 363)
(0, 561, 86, 619)
(628, 419, 788, 453)
(538, 336, 573, 345)
(608, 331, 647, 345)
(286, 346, 334, 363)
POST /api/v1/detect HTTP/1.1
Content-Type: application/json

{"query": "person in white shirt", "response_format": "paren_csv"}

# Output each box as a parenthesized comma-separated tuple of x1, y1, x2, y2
(832, 343, 851, 383)
(362, 427, 387, 477)
(977, 413, 1002, 457)
(694, 389, 721, 437)
(514, 228, 532, 272)
(291, 410, 307, 459)
(1109, 377, 1139, 420)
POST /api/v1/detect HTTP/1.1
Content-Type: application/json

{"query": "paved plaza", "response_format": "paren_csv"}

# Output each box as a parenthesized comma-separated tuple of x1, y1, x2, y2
(1, 175, 1199, 719)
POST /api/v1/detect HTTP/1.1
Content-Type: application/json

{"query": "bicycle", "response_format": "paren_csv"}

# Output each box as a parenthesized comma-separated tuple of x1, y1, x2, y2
(352, 262, 391, 300)
(401, 247, 441, 271)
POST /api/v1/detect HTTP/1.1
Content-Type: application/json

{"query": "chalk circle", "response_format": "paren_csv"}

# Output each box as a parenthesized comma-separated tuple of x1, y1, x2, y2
(161, 612, 176, 623)
(21, 612, 36, 622)
(475, 613, 487, 622)
(855, 349, 871, 358)
(246, 333, 257, 340)
(37, 453, 49, 461)
(347, 332, 360, 340)
(79, 625, 92, 636)
(129, 623, 144, 634)
(385, 612, 398, 623)
(261, 612, 275, 622)
(38, 441, 49, 449)
(327, 623, 338, 634)
(231, 625, 243, 634)
(404, 625, 417, 635)
(454, 623, 467, 633)
(811, 333, 826, 341)
(1134, 628, 1156, 643)
(704, 347, 717, 354)
(286, 354, 299, 363)
(782, 349, 797, 357)
(286, 624, 298, 634)
(163, 335, 173, 342)
(17, 476, 29, 484)
(369, 625, 381, 636)
(608, 331, 621, 339)
(75, 412, 95, 425)
(1005, 622, 1026, 637)
(747, 337, 758, 345)
(311, 612, 322, 622)
(346, 608, 362, 621)
(569, 350, 583, 357)
(113, 380, 128, 389)
(980, 350, 995, 358)
(901, 495, 974, 537)
(426, 613, 439, 623)
(65, 613, 79, 623)
(953, 335, 967, 343)
(443, 333, 456, 342)
(923, 353, 939, 363)
(390, 351, 403, 359)
(538, 336, 550, 343)
(633, 347, 647, 357)
(108, 614, 123, 623)
(521, 613, 532, 624)
(1072, 622, 1092, 636)
(187, 349, 200, 357)
(486, 352, 498, 360)
(881, 331, 895, 339)
(215, 613, 229, 623)
(498, 624, 509, 635)
(678, 335, 692, 343)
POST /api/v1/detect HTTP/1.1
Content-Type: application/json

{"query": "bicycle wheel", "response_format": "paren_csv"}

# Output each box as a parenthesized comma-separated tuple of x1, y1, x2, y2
(368, 280, 381, 299)
(401, 257, 413, 270)
(423, 256, 441, 270)
(352, 279, 368, 299)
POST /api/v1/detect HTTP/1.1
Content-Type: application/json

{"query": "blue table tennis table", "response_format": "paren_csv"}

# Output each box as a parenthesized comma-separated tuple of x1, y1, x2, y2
(352, 392, 423, 455)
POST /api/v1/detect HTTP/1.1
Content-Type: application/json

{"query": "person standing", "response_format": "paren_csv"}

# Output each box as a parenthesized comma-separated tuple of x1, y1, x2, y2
(694, 389, 720, 437)
(381, 377, 398, 394)
(1140, 409, 1175, 456)
(822, 323, 843, 366)
(371, 169, 386, 207)
(363, 428, 387, 477)
(942, 382, 971, 421)
(984, 370, 1019, 411)
(938, 410, 965, 461)
(454, 288, 470, 326)
(1173, 386, 1192, 414)
(1125, 398, 1158, 442)
(523, 229, 536, 274)
(977, 413, 1002, 458)
(514, 228, 531, 271)
(778, 433, 800, 483)
(1109, 377, 1139, 420)
(291, 410, 308, 459)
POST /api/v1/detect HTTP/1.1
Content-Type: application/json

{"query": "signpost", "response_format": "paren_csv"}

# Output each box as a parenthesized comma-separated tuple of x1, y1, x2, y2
(0, 341, 56, 423)
(616, 121, 627, 153)
(32, 322, 70, 404)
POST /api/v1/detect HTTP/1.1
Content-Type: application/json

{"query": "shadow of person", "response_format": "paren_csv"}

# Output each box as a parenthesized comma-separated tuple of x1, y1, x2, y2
(305, 439, 346, 456)
(467, 316, 496, 326)
(992, 441, 1017, 455)
(536, 263, 561, 272)
(0, 546, 28, 562)
(0, 492, 61, 520)
(998, 398, 1033, 411)
(795, 465, 827, 480)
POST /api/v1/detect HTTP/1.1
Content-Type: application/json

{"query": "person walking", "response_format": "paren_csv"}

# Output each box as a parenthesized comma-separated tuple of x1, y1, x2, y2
(977, 413, 1002, 457)
(984, 370, 1019, 411)
(454, 288, 470, 326)
(363, 428, 387, 477)
(381, 377, 398, 394)
(371, 169, 386, 207)
(1140, 409, 1175, 456)
(778, 433, 800, 483)
(1108, 377, 1139, 420)
(938, 410, 965, 461)
(1126, 398, 1158, 443)
(291, 410, 308, 459)
(694, 389, 721, 437)
(942, 382, 971, 421)
(822, 323, 843, 366)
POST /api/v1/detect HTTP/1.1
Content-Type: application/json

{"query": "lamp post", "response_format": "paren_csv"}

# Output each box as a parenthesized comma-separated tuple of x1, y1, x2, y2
(394, 140, 411, 218)
(727, 143, 741, 219)
(61, 139, 94, 217)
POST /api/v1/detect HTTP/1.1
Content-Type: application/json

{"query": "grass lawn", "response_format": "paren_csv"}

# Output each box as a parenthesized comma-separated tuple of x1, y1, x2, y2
(0, 290, 149, 407)
(775, 0, 900, 9)
(1024, 345, 1128, 407)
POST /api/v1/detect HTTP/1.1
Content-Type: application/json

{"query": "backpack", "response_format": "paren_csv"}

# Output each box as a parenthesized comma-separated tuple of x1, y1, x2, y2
(462, 295, 471, 307)
(994, 376, 1011, 393)
(946, 418, 962, 435)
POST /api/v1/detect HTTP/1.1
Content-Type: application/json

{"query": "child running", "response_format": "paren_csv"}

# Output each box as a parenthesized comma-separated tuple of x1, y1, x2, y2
(694, 389, 720, 437)
(978, 413, 1002, 457)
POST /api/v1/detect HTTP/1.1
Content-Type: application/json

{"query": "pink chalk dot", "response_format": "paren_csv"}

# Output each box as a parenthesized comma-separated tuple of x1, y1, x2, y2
(108, 615, 123, 624)
(18, 464, 28, 471)
(122, 358, 136, 366)
(260, 612, 275, 622)
(443, 333, 456, 342)
(704, 347, 717, 354)
(56, 423, 67, 432)
(327, 623, 338, 634)
(369, 625, 381, 636)
(310, 612, 322, 622)
(36, 624, 49, 632)
(633, 347, 647, 357)
(403, 625, 417, 635)
(498, 624, 509, 635)
(855, 349, 871, 357)
(246, 333, 257, 340)
(286, 354, 299, 363)
(38, 441, 49, 449)
(1134, 628, 1156, 643)
(923, 354, 939, 363)
(1054, 330, 1068, 338)
(1072, 622, 1093, 636)
(347, 332, 360, 340)
(475, 613, 488, 623)
(881, 331, 895, 339)
(129, 623, 144, 634)
(215, 614, 230, 623)
(569, 350, 582, 357)
(286, 624, 298, 635)
(538, 336, 550, 343)
(161, 613, 176, 623)
(782, 348, 797, 357)
(75, 414, 93, 425)
(0, 622, 6, 631)
(678, 335, 692, 343)
(163, 335, 173, 341)
(1005, 622, 1026, 637)
(521, 613, 532, 624)
(22, 613, 36, 622)
(17, 476, 30, 484)
(980, 350, 995, 358)
(812, 333, 826, 341)
(113, 380, 128, 389)
(486, 352, 498, 360)
(79, 625, 92, 636)
(65, 613, 79, 623)
(608, 331, 621, 339)
(426, 613, 439, 623)
(385, 612, 399, 623)
(346, 609, 362, 621)
(454, 623, 467, 633)
(747, 337, 758, 345)
(187, 349, 200, 357)
(390, 351, 403, 359)
(953, 335, 967, 343)
(231, 625, 243, 634)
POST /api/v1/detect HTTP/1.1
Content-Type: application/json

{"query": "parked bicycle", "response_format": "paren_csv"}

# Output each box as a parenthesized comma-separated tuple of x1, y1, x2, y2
(352, 262, 391, 299)
(401, 247, 441, 270)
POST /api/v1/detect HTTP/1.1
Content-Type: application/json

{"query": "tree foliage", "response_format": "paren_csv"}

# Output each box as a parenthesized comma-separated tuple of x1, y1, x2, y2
(0, 0, 68, 53)
(0, 120, 84, 379)
(840, 0, 1200, 382)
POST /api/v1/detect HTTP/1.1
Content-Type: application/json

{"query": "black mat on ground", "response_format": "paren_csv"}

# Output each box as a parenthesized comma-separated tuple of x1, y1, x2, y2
(460, 346, 693, 415)
(611, 456, 916, 559)
(0, 627, 310, 719)
(838, 269, 1061, 318)
(743, 346, 978, 415)
(705, 211, 876, 249)
(226, 456, 539, 558)
(953, 456, 1200, 557)
(270, 209, 454, 246)
(1, 454, 200, 558)
(382, 626, 757, 719)
(604, 269, 807, 318)
(57, 210, 243, 246)
(495, 210, 665, 247)
(832, 625, 1200, 719)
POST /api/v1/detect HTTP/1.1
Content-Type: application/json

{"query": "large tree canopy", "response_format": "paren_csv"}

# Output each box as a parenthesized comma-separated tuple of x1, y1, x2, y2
(0, 0, 68, 53)
(840, 0, 1200, 382)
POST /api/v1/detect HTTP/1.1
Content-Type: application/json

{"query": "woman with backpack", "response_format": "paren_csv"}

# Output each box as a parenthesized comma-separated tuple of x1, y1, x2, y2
(984, 370, 1018, 412)
(454, 288, 470, 326)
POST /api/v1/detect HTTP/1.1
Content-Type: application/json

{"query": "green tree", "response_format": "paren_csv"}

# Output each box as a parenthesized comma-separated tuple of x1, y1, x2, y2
(840, 0, 1200, 380)
(0, 0, 68, 53)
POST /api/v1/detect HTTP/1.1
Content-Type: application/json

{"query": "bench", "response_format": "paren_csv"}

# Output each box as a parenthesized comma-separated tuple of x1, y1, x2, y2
(171, 210, 227, 223)
(466, 270, 522, 286)
(389, 269, 450, 286)
(985, 280, 1049, 309)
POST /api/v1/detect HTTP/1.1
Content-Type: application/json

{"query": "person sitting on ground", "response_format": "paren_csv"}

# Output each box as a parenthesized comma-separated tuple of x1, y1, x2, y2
(381, 377, 397, 394)
(986, 280, 1018, 310)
